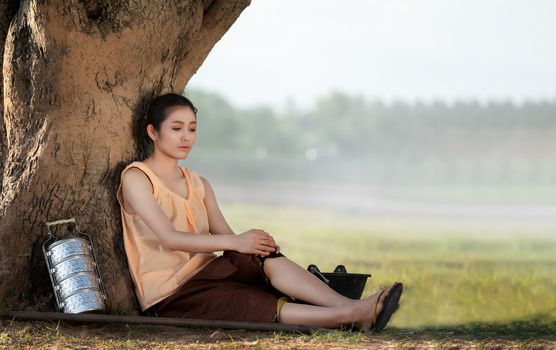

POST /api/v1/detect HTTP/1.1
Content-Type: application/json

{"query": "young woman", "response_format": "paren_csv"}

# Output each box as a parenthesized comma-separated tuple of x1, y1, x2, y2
(116, 93, 403, 332)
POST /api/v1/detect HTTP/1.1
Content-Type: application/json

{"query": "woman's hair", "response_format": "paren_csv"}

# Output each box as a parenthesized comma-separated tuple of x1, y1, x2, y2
(137, 93, 198, 158)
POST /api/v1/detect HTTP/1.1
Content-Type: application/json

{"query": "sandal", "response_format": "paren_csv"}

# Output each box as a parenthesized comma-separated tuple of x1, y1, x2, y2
(369, 282, 403, 332)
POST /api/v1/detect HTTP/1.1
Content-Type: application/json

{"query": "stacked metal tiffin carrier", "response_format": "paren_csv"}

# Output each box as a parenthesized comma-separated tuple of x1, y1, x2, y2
(42, 217, 108, 313)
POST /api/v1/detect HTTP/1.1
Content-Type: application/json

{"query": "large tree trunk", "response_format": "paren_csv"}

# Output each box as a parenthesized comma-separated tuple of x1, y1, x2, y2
(0, 0, 250, 314)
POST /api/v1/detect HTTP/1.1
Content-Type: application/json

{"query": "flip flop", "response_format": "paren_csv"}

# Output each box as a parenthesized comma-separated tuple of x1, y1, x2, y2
(369, 282, 403, 332)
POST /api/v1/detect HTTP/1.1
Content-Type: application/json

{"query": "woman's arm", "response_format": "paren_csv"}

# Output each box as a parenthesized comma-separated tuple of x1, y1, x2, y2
(200, 176, 235, 235)
(121, 168, 235, 253)
(200, 175, 281, 254)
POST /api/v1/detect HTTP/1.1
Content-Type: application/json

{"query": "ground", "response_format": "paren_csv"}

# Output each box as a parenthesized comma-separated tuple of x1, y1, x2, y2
(1, 319, 555, 349)
(3, 197, 555, 349)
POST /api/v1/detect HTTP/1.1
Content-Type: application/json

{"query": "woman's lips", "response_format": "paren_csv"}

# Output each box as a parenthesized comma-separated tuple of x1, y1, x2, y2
(178, 146, 191, 149)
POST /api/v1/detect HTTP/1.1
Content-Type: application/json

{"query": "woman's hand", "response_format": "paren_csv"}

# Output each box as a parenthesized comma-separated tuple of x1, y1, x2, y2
(233, 228, 278, 256)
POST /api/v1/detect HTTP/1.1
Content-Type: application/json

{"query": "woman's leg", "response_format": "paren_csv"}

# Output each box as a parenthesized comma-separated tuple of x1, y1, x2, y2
(262, 256, 355, 307)
(278, 284, 393, 331)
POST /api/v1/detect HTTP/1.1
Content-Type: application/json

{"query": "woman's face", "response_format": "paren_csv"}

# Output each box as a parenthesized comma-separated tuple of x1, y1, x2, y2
(148, 106, 197, 159)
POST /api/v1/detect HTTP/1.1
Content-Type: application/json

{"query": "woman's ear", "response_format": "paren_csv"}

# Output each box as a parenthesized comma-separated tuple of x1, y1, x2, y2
(146, 124, 157, 141)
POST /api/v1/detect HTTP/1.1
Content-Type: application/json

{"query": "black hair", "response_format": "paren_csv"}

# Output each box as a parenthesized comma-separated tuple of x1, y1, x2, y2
(137, 93, 198, 158)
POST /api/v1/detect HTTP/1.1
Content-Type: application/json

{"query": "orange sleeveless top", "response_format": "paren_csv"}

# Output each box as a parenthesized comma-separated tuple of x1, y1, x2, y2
(116, 161, 217, 311)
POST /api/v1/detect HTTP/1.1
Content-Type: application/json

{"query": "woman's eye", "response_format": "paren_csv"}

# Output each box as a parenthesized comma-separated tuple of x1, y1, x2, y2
(173, 128, 181, 131)
(190, 129, 196, 132)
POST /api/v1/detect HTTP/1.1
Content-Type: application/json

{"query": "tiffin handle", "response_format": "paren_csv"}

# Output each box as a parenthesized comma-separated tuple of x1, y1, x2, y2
(45, 217, 76, 228)
(44, 217, 79, 241)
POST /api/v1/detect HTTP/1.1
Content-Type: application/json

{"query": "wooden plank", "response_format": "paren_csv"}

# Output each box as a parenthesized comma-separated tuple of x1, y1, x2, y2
(0, 310, 327, 334)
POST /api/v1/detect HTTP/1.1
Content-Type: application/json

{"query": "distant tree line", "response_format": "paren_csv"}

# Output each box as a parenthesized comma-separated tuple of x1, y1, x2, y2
(184, 89, 556, 186)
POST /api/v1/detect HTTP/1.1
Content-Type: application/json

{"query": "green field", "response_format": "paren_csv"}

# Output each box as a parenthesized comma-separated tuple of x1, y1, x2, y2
(222, 202, 556, 329)
(1, 202, 554, 348)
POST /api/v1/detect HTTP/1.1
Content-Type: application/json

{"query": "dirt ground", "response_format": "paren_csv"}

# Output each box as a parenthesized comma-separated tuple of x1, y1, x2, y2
(1, 319, 554, 349)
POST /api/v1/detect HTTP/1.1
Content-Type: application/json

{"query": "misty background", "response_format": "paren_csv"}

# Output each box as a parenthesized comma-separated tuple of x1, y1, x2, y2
(182, 0, 556, 221)
(170, 1, 556, 330)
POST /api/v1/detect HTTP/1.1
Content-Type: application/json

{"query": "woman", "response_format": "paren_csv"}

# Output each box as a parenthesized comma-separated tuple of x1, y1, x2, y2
(116, 93, 403, 332)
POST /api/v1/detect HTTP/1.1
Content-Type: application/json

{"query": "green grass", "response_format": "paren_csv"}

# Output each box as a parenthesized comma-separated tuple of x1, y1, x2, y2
(1, 319, 553, 348)
(2, 202, 554, 348)
(221, 202, 556, 329)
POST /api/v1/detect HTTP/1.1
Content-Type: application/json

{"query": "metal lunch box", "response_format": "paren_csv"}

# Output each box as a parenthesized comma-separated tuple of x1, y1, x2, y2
(61, 289, 107, 314)
(56, 272, 101, 300)
(50, 255, 97, 283)
(42, 217, 108, 313)
(47, 238, 91, 266)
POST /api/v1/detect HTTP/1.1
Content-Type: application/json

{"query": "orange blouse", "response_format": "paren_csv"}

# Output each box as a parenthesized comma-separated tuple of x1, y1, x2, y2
(116, 161, 217, 311)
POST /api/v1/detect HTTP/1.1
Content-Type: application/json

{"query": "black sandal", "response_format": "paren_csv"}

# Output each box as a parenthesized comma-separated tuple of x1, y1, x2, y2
(369, 282, 403, 332)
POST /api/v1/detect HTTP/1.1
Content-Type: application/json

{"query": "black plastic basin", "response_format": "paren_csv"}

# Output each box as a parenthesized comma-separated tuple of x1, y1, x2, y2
(307, 264, 372, 300)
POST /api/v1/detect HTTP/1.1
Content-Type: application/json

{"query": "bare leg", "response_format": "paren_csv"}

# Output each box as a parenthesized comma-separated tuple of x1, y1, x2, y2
(263, 256, 355, 307)
(278, 284, 393, 331)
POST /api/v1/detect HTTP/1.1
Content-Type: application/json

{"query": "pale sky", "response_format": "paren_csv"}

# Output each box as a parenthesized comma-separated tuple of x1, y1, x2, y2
(187, 0, 556, 110)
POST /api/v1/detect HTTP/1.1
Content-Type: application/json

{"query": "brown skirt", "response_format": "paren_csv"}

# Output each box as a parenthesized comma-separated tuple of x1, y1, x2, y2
(148, 250, 293, 323)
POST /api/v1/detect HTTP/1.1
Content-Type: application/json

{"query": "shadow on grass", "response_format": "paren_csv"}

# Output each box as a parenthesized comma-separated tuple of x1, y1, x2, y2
(83, 312, 556, 343)
(381, 313, 556, 341)
(1, 312, 554, 347)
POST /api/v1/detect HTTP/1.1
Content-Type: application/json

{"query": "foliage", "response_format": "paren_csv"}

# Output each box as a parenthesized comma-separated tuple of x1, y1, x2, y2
(184, 89, 556, 186)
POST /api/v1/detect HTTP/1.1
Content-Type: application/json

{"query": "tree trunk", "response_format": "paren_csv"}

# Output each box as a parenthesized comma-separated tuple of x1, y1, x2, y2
(0, 0, 250, 314)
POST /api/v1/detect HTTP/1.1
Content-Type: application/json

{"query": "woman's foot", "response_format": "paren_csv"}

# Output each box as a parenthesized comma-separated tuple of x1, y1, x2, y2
(369, 282, 403, 332)
(352, 283, 400, 332)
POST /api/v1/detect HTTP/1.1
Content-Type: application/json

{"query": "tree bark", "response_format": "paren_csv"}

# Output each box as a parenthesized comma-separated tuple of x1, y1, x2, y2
(0, 0, 250, 314)
(0, 0, 20, 194)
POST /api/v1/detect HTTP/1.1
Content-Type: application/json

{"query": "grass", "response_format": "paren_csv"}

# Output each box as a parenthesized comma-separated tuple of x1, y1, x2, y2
(221, 202, 556, 329)
(1, 202, 555, 348)
(1, 319, 554, 349)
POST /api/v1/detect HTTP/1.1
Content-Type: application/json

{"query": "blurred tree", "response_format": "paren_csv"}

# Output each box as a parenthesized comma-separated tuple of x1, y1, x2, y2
(185, 89, 240, 149)
(186, 88, 556, 186)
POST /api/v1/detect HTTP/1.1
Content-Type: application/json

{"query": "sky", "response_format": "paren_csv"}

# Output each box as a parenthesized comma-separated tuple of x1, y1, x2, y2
(187, 0, 556, 110)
